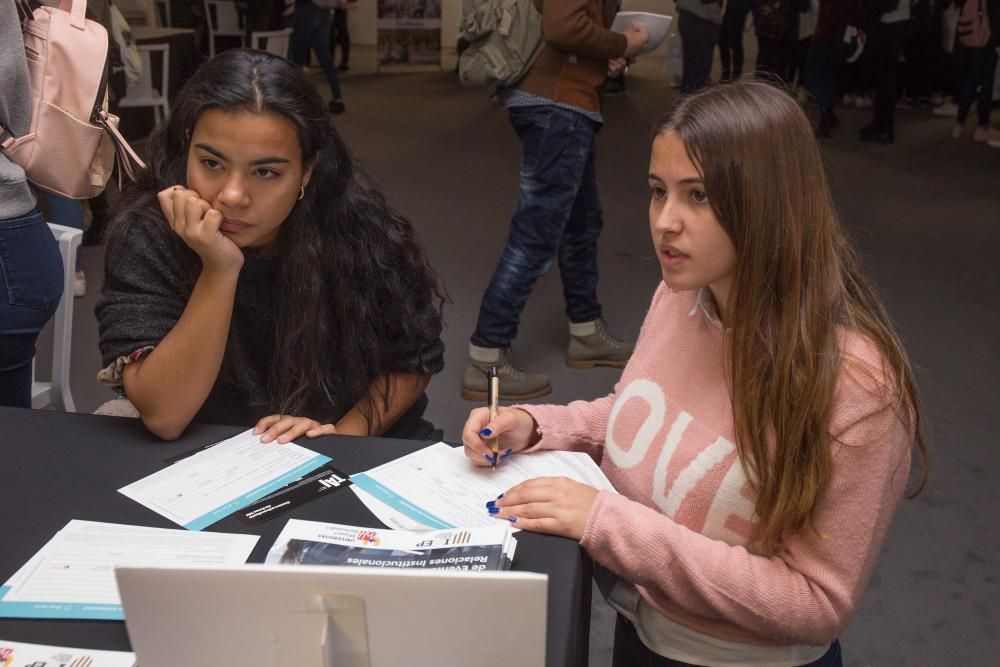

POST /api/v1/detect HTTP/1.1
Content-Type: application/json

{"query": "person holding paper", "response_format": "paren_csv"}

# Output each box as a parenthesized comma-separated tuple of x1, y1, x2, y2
(96, 49, 445, 443)
(462, 81, 927, 665)
(461, 0, 649, 401)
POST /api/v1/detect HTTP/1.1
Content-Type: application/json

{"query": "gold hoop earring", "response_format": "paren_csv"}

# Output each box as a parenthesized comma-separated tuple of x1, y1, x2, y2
(298, 186, 305, 200)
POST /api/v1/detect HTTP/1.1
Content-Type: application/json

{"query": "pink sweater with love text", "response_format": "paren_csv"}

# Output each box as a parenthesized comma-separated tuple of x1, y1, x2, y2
(521, 284, 913, 648)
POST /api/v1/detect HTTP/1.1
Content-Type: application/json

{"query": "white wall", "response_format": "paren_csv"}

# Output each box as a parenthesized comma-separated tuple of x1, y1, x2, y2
(350, 0, 674, 48)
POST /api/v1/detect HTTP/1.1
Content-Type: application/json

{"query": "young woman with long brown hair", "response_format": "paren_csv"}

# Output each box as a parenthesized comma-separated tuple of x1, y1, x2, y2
(461, 80, 926, 665)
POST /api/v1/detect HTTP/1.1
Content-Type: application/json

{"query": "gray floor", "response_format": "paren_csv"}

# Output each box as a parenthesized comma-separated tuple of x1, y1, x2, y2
(34, 56, 999, 665)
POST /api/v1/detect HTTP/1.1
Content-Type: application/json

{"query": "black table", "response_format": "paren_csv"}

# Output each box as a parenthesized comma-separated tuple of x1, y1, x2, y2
(0, 407, 591, 666)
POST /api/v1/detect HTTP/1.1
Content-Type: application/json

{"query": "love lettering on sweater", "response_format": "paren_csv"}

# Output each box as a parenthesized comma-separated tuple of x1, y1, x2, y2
(520, 284, 912, 646)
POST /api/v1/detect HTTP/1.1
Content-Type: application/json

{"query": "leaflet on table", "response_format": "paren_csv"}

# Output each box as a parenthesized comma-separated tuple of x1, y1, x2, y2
(265, 518, 517, 571)
(0, 640, 136, 667)
(611, 11, 672, 55)
(0, 520, 258, 620)
(350, 442, 617, 530)
(118, 428, 331, 530)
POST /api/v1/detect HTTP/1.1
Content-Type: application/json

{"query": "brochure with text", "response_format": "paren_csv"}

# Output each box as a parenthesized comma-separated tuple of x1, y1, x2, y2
(264, 519, 517, 572)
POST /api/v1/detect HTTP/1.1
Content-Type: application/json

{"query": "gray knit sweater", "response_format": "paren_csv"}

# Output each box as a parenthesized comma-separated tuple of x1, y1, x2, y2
(96, 216, 446, 439)
(0, 0, 37, 220)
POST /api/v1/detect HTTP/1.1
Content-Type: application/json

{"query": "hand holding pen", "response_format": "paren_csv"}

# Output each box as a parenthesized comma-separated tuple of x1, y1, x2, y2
(460, 402, 541, 468)
(488, 366, 500, 468)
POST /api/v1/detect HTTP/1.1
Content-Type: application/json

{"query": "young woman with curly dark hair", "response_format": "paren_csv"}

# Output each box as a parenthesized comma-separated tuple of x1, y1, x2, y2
(96, 49, 445, 443)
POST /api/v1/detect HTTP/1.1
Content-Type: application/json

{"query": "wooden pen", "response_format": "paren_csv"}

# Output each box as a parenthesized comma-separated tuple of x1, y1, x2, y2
(488, 365, 499, 469)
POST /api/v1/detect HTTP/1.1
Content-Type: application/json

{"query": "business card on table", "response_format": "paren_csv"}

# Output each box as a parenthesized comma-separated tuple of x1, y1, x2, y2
(236, 463, 353, 525)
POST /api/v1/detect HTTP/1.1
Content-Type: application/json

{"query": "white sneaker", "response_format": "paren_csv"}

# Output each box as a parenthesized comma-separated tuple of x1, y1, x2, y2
(932, 102, 958, 117)
(989, 139, 1000, 149)
(74, 271, 87, 298)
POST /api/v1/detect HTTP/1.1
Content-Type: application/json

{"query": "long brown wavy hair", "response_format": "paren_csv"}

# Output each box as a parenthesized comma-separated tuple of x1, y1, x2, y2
(654, 81, 927, 555)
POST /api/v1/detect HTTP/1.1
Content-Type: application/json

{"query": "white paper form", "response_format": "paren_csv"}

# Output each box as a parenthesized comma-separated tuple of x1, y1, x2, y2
(0, 520, 258, 620)
(0, 639, 136, 666)
(350, 443, 617, 529)
(350, 486, 428, 531)
(119, 429, 331, 530)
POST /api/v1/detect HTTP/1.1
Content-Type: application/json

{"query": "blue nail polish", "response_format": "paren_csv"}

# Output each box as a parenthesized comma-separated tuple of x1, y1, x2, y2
(496, 493, 504, 499)
(484, 453, 496, 464)
(480, 427, 493, 437)
(508, 516, 518, 523)
(499, 448, 513, 460)
(488, 507, 500, 514)
(486, 500, 496, 509)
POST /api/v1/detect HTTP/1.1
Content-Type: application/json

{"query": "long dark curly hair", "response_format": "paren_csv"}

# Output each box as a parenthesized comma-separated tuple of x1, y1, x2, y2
(105, 49, 445, 430)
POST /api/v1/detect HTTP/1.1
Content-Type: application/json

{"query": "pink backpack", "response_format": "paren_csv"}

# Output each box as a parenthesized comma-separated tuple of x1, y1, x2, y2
(0, 0, 144, 199)
(958, 0, 992, 48)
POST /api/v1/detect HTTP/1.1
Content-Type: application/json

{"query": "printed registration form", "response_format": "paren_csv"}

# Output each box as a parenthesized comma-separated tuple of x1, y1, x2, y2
(351, 443, 617, 529)
(0, 520, 258, 620)
(118, 429, 331, 530)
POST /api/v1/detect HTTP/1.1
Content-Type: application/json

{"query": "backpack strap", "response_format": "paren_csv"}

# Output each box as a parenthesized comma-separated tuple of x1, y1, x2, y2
(58, 0, 87, 30)
(96, 110, 146, 182)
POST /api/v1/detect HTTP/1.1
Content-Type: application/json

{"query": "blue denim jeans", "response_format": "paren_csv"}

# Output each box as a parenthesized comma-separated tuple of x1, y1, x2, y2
(0, 209, 64, 407)
(471, 105, 603, 348)
(291, 2, 342, 101)
(612, 616, 844, 667)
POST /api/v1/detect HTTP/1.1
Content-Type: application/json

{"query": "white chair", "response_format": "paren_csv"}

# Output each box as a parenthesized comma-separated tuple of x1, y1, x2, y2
(117, 0, 159, 27)
(250, 28, 293, 59)
(31, 223, 81, 412)
(154, 0, 172, 27)
(119, 43, 171, 127)
(204, 0, 246, 59)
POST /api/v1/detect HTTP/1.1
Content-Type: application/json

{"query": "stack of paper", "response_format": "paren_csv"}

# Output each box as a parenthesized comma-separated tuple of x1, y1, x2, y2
(350, 442, 617, 530)
(0, 520, 258, 620)
(0, 640, 136, 667)
(265, 519, 518, 572)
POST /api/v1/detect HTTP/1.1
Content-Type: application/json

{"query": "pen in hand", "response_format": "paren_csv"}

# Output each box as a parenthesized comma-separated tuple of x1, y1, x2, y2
(488, 365, 499, 469)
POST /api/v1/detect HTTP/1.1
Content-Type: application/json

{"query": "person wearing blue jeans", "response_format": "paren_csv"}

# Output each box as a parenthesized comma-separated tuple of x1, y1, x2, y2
(471, 105, 604, 346)
(291, 0, 345, 114)
(0, 210, 65, 408)
(1, 0, 65, 408)
(462, 0, 649, 401)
